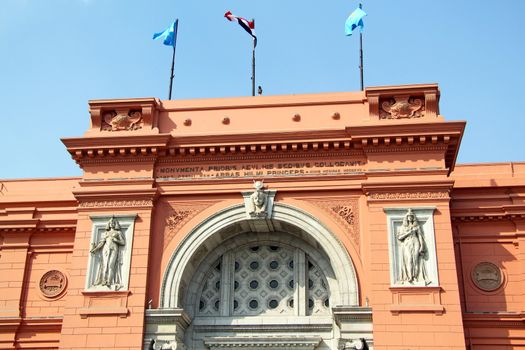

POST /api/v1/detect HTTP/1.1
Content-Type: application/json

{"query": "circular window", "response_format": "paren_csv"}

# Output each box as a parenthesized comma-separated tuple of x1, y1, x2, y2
(288, 260, 294, 270)
(250, 246, 260, 252)
(268, 299, 279, 309)
(215, 281, 220, 290)
(234, 261, 240, 271)
(308, 279, 314, 289)
(199, 299, 206, 311)
(269, 260, 279, 270)
(214, 299, 220, 311)
(269, 245, 280, 251)
(269, 280, 279, 289)
(234, 281, 239, 290)
(249, 261, 260, 270)
(249, 299, 259, 310)
(324, 298, 330, 308)
(249, 280, 259, 289)
(234, 300, 239, 310)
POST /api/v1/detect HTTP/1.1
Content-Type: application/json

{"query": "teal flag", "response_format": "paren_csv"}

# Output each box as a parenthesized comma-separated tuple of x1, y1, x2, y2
(153, 20, 178, 47)
(345, 7, 366, 36)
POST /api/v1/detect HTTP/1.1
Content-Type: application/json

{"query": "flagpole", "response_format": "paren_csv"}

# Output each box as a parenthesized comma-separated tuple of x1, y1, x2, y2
(168, 20, 179, 100)
(252, 39, 256, 96)
(359, 4, 364, 91)
(251, 19, 256, 97)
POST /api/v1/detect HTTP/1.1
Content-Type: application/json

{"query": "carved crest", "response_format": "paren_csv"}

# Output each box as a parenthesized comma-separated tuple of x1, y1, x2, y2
(102, 109, 143, 131)
(39, 270, 67, 298)
(380, 95, 424, 119)
(472, 262, 502, 291)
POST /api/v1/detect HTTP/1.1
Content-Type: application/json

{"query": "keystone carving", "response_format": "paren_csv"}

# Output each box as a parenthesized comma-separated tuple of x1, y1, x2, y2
(380, 95, 424, 119)
(102, 109, 143, 131)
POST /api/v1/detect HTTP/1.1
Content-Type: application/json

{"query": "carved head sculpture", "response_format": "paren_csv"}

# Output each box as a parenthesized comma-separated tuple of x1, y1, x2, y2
(403, 209, 417, 226)
(253, 180, 264, 191)
(106, 216, 121, 231)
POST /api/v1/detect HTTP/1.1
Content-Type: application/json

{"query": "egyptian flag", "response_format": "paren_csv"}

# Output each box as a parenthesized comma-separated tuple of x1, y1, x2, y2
(224, 11, 257, 47)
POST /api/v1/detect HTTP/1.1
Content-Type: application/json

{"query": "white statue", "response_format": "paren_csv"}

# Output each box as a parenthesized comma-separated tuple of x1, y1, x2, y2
(248, 181, 267, 217)
(396, 209, 430, 285)
(90, 216, 126, 289)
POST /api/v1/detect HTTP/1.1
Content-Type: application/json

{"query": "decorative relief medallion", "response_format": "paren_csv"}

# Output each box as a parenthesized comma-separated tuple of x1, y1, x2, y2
(39, 270, 67, 298)
(471, 262, 503, 292)
(380, 95, 424, 119)
(369, 191, 448, 200)
(102, 109, 143, 131)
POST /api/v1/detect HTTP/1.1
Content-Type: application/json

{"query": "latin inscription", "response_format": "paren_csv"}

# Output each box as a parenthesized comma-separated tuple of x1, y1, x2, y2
(156, 160, 366, 181)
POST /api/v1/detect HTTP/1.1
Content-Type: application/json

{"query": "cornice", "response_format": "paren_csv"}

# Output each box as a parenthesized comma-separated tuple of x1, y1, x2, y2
(451, 205, 525, 222)
(463, 312, 525, 327)
(74, 188, 157, 209)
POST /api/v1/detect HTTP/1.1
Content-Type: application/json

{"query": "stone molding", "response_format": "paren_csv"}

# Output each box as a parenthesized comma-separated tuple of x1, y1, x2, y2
(203, 336, 322, 350)
(332, 306, 373, 326)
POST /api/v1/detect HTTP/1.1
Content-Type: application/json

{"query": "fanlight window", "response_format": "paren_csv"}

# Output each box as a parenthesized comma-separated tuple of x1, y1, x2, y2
(197, 244, 330, 316)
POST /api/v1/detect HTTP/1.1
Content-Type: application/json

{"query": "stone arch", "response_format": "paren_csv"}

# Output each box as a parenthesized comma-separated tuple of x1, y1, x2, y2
(161, 203, 359, 308)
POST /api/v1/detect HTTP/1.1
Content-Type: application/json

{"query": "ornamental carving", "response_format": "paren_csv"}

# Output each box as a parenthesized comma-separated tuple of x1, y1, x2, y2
(79, 200, 153, 208)
(39, 270, 67, 298)
(90, 216, 126, 290)
(164, 203, 215, 249)
(369, 191, 448, 200)
(247, 181, 268, 218)
(472, 262, 502, 292)
(331, 205, 355, 225)
(306, 199, 360, 248)
(102, 109, 143, 131)
(380, 95, 424, 119)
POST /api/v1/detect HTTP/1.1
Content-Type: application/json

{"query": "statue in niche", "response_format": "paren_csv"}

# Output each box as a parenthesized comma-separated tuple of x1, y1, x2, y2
(248, 180, 267, 217)
(90, 216, 126, 290)
(396, 209, 431, 285)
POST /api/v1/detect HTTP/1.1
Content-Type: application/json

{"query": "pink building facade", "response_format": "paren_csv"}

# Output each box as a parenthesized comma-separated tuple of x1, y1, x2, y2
(0, 84, 524, 349)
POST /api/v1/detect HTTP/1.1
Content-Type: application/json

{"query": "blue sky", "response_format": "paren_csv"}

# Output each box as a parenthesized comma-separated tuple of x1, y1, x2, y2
(1, 0, 524, 179)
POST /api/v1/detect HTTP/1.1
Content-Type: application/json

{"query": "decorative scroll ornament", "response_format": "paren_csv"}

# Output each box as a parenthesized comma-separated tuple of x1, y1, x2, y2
(331, 205, 355, 225)
(369, 191, 448, 200)
(380, 95, 424, 119)
(340, 338, 369, 350)
(90, 216, 126, 290)
(39, 270, 67, 298)
(472, 262, 502, 291)
(102, 109, 143, 131)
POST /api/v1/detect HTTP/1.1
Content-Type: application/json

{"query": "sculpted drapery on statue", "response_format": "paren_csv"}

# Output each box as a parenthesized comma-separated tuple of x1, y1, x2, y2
(396, 209, 431, 285)
(90, 216, 126, 290)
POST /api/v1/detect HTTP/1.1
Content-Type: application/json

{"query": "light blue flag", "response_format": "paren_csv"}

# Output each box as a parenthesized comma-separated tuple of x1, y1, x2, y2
(153, 20, 178, 47)
(345, 7, 366, 36)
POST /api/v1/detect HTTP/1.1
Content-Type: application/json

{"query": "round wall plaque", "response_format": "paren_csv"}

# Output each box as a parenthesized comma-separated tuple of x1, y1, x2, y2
(39, 270, 67, 298)
(471, 262, 502, 292)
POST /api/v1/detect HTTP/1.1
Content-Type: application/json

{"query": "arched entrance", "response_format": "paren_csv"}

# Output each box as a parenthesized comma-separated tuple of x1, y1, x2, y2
(145, 203, 372, 350)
